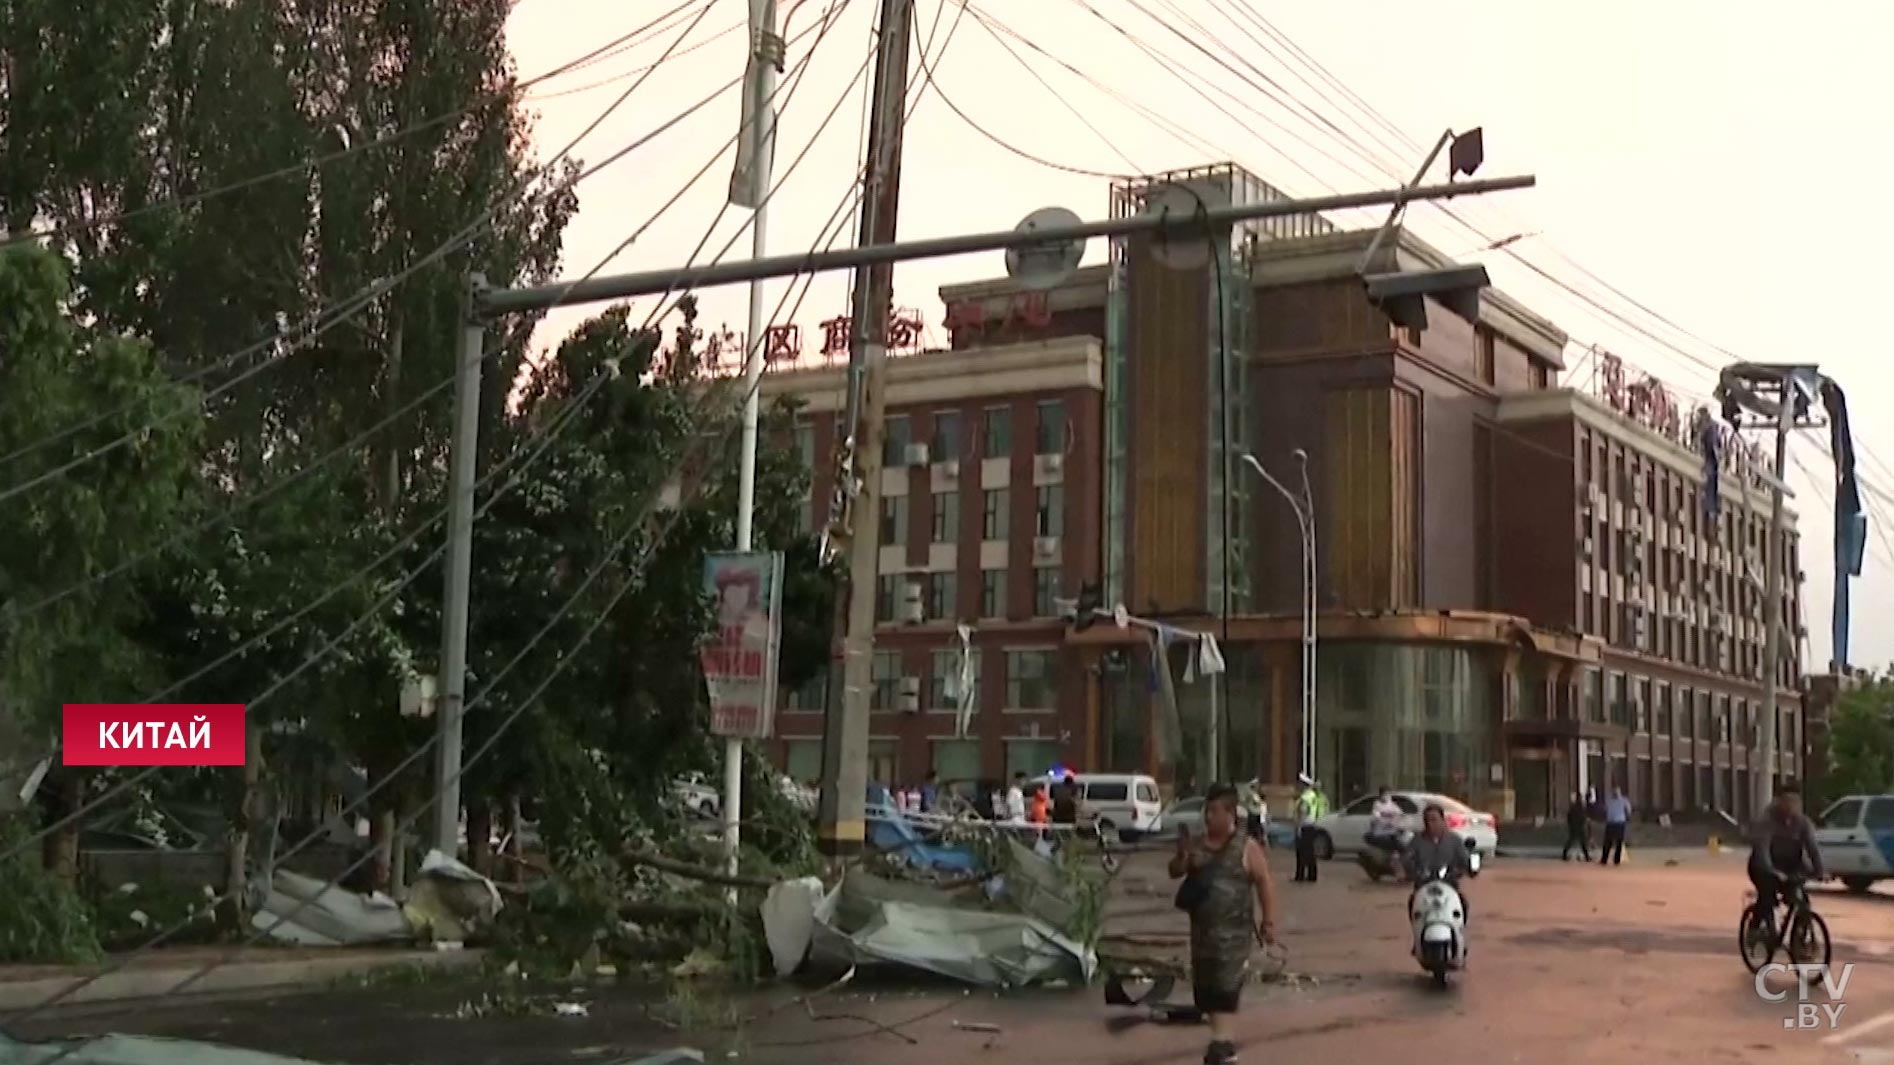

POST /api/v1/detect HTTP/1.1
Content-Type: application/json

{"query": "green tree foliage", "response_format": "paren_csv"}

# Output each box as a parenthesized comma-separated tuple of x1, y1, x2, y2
(0, 244, 202, 880)
(1823, 674, 1894, 802)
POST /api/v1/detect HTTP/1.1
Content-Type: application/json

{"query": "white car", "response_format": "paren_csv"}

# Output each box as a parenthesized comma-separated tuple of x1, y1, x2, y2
(672, 776, 721, 819)
(1811, 793, 1894, 894)
(1159, 796, 1250, 837)
(1310, 791, 1499, 860)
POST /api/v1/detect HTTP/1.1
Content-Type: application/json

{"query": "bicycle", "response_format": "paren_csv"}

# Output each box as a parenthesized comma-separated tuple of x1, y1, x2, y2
(1739, 873, 1833, 974)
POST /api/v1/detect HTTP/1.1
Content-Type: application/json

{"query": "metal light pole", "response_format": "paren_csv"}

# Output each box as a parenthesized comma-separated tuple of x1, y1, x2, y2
(1240, 451, 1315, 783)
(721, 0, 784, 907)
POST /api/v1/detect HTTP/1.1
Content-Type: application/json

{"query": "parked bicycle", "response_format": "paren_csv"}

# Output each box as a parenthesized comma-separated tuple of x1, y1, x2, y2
(1739, 873, 1832, 973)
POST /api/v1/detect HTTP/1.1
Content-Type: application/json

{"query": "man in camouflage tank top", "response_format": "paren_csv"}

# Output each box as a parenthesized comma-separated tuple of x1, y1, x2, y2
(1170, 783, 1280, 1065)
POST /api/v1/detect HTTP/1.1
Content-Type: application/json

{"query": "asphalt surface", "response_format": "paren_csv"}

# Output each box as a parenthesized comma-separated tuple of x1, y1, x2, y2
(11, 848, 1894, 1065)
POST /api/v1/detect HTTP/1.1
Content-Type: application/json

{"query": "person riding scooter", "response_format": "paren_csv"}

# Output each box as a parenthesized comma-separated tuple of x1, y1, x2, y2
(1402, 804, 1473, 903)
(1364, 788, 1406, 866)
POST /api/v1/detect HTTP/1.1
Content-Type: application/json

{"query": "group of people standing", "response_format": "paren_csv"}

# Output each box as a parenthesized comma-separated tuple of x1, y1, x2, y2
(1560, 786, 1634, 864)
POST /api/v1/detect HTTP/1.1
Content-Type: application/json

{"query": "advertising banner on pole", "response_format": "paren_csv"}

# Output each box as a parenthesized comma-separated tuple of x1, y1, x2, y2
(702, 551, 785, 739)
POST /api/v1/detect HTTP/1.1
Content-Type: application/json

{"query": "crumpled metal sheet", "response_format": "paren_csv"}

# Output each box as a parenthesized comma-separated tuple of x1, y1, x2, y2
(809, 869, 1095, 989)
(0, 1034, 332, 1065)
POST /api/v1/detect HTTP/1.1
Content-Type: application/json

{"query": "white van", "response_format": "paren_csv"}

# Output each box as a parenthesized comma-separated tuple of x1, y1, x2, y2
(1072, 773, 1163, 843)
(1811, 793, 1894, 893)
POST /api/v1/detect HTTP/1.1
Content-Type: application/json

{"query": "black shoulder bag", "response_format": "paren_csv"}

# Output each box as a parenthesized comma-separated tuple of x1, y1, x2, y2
(1174, 855, 1212, 913)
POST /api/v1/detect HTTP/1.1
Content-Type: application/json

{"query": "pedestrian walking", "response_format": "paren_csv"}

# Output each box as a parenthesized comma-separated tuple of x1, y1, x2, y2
(1005, 773, 1027, 823)
(1292, 773, 1324, 882)
(1600, 786, 1632, 865)
(1562, 791, 1592, 861)
(920, 771, 939, 814)
(1029, 782, 1050, 825)
(1243, 779, 1268, 843)
(1170, 784, 1279, 1065)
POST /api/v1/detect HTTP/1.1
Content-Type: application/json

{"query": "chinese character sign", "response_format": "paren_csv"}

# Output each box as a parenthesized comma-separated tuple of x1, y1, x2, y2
(701, 552, 785, 739)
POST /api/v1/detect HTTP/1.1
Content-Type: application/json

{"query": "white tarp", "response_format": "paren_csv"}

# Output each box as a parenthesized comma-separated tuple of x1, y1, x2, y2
(808, 870, 1095, 989)
(250, 870, 407, 946)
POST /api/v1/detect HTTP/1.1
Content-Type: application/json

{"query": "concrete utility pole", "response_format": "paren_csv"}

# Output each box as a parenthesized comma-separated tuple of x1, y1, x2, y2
(433, 273, 488, 857)
(817, 0, 915, 857)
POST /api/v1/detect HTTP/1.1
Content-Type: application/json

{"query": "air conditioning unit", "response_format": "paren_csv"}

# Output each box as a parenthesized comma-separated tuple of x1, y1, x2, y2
(899, 578, 924, 624)
(903, 442, 931, 467)
(1579, 536, 1594, 560)
(897, 675, 922, 712)
(934, 457, 960, 481)
(1033, 536, 1061, 563)
(1034, 452, 1065, 478)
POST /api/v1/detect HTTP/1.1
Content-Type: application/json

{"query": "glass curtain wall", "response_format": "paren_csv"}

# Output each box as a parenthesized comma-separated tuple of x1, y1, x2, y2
(1317, 643, 1494, 805)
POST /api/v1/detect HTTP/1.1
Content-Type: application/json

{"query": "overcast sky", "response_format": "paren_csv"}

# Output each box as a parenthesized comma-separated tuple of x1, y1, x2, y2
(505, 0, 1894, 671)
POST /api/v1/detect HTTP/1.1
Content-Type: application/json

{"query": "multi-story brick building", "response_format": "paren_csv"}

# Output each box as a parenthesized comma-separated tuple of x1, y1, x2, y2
(762, 162, 1806, 822)
(759, 328, 1105, 790)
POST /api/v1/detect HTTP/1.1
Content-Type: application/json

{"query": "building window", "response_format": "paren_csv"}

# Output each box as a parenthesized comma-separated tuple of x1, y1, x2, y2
(1035, 484, 1064, 538)
(788, 670, 829, 711)
(1581, 668, 1601, 723)
(1634, 677, 1651, 733)
(876, 574, 900, 623)
(983, 406, 1012, 457)
(1607, 672, 1627, 727)
(793, 421, 815, 469)
(1530, 361, 1550, 389)
(933, 739, 982, 785)
(869, 738, 899, 787)
(883, 414, 912, 466)
(1006, 650, 1056, 710)
(927, 571, 957, 621)
(983, 488, 1009, 540)
(881, 493, 909, 544)
(1476, 331, 1495, 385)
(1033, 567, 1061, 617)
(1006, 739, 1059, 779)
(1654, 683, 1672, 737)
(784, 739, 822, 784)
(871, 651, 901, 710)
(1421, 649, 1460, 721)
(1035, 400, 1067, 454)
(933, 410, 962, 461)
(795, 493, 813, 535)
(981, 569, 1006, 618)
(932, 491, 958, 543)
(929, 648, 980, 711)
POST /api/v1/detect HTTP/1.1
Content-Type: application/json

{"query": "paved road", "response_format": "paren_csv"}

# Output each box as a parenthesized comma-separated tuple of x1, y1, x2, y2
(11, 851, 1894, 1064)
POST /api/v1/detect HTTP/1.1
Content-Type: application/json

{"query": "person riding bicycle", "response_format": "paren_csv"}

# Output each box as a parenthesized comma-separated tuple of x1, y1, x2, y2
(1747, 784, 1827, 947)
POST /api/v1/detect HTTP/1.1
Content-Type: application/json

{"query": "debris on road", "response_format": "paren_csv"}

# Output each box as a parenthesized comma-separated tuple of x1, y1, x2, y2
(0, 1033, 333, 1065)
(951, 1021, 1001, 1034)
(251, 850, 502, 947)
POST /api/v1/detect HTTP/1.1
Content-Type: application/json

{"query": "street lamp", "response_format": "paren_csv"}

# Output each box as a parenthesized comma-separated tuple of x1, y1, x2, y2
(1240, 450, 1316, 783)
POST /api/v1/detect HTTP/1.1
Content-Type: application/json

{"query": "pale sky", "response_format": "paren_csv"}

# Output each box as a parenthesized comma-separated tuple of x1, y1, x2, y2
(504, 0, 1894, 671)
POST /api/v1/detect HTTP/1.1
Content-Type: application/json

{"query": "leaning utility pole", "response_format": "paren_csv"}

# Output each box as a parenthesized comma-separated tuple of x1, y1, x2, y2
(817, 0, 915, 857)
(433, 273, 488, 857)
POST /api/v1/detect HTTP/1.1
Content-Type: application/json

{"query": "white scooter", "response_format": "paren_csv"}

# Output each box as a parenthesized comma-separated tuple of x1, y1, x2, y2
(1410, 848, 1480, 987)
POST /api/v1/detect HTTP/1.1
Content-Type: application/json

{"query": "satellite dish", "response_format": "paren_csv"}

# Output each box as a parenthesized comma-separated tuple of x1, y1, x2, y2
(1138, 180, 1233, 271)
(1005, 207, 1084, 290)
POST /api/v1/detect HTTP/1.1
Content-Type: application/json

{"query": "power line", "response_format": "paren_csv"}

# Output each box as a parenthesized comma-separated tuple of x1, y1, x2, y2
(0, 0, 737, 500)
(0, 0, 865, 879)
(7, 39, 881, 1037)
(0, 0, 720, 251)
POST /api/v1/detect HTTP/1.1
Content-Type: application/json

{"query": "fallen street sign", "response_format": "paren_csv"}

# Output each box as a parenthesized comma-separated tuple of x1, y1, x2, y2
(701, 551, 785, 740)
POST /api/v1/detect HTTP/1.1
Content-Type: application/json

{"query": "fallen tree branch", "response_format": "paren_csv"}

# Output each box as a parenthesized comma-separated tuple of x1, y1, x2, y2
(622, 848, 777, 890)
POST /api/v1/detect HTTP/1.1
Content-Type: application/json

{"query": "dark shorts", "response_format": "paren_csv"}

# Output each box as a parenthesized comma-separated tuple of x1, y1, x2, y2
(1191, 961, 1243, 1014)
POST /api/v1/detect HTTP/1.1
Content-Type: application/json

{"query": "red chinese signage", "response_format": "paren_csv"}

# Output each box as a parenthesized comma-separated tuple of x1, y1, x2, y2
(698, 309, 928, 373)
(1595, 350, 1766, 488)
(943, 292, 1053, 339)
